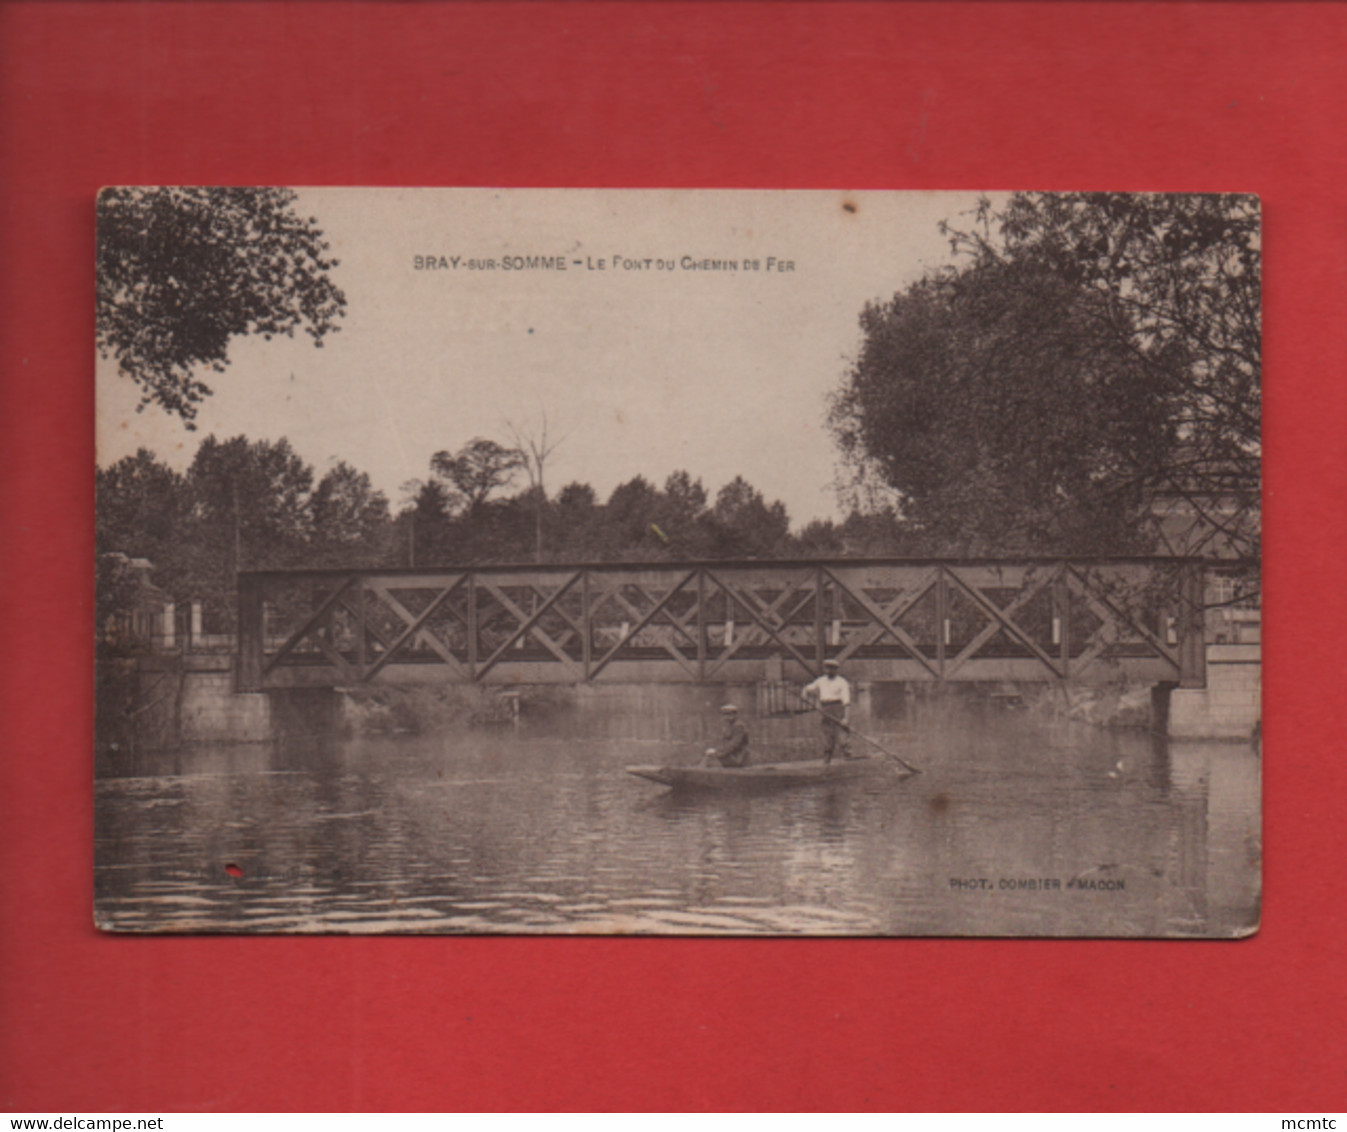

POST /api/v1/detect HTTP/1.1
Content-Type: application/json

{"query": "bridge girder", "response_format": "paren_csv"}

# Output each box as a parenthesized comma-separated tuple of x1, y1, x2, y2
(238, 557, 1215, 692)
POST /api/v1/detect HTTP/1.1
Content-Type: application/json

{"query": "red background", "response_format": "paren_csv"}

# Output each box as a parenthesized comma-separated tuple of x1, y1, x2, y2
(1, 1, 1343, 1112)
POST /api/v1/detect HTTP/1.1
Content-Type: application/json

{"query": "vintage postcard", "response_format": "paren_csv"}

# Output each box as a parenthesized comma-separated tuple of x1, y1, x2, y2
(95, 188, 1261, 935)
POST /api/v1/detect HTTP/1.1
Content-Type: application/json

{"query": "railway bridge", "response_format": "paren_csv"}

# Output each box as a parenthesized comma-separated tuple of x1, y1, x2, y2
(237, 557, 1217, 693)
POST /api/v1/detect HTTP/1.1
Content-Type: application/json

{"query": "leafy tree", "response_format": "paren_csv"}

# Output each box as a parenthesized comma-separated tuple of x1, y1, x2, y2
(831, 193, 1260, 556)
(550, 482, 601, 560)
(709, 476, 791, 558)
(834, 506, 927, 557)
(430, 438, 526, 513)
(662, 470, 708, 516)
(181, 436, 316, 621)
(310, 461, 392, 567)
(556, 481, 598, 513)
(831, 257, 1172, 554)
(404, 478, 455, 566)
(451, 494, 537, 564)
(603, 476, 663, 559)
(942, 192, 1260, 557)
(96, 449, 185, 560)
(794, 517, 846, 558)
(96, 436, 361, 630)
(650, 471, 711, 557)
(97, 187, 346, 424)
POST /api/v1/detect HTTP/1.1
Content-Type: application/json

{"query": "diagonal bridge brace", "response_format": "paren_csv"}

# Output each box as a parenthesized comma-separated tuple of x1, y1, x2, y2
(943, 564, 1063, 679)
(592, 581, 700, 677)
(822, 566, 941, 678)
(1066, 564, 1181, 675)
(589, 570, 700, 679)
(263, 576, 361, 679)
(702, 568, 817, 676)
(362, 575, 471, 680)
(475, 573, 585, 679)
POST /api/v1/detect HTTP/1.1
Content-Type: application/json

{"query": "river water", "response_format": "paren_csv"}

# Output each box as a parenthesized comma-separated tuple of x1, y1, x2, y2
(95, 712, 1260, 937)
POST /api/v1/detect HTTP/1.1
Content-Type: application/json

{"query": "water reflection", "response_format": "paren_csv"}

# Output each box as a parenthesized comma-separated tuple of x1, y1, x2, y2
(95, 715, 1260, 936)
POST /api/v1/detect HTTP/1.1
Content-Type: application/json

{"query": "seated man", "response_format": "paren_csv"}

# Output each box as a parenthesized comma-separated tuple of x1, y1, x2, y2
(704, 703, 750, 767)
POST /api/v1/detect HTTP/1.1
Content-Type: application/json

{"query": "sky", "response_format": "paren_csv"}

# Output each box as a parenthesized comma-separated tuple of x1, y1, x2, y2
(96, 188, 985, 526)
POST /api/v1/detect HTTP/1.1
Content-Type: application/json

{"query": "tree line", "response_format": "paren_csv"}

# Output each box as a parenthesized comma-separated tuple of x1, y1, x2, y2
(96, 435, 923, 637)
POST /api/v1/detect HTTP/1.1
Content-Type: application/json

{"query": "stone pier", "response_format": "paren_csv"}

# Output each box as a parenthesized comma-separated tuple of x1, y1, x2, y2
(1168, 644, 1261, 740)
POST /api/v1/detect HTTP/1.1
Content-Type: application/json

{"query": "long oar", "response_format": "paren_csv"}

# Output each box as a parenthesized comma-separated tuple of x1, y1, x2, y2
(787, 685, 922, 775)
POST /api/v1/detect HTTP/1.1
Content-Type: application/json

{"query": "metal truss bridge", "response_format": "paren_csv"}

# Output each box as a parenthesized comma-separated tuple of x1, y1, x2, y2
(237, 557, 1215, 692)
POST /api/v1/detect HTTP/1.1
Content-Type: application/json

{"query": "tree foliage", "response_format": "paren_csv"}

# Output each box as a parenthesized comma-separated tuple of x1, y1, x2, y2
(96, 448, 185, 561)
(832, 192, 1260, 556)
(711, 476, 791, 558)
(832, 257, 1173, 553)
(188, 435, 315, 568)
(965, 193, 1260, 433)
(405, 478, 455, 566)
(310, 462, 392, 567)
(97, 187, 347, 424)
(99, 434, 821, 636)
(430, 438, 526, 511)
(98, 437, 368, 630)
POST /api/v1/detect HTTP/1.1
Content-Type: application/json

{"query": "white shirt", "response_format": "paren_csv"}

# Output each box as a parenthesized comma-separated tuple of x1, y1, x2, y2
(804, 673, 851, 705)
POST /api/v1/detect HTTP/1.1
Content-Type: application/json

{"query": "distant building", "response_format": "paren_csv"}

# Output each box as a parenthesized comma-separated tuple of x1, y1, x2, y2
(99, 552, 174, 650)
(1147, 453, 1260, 645)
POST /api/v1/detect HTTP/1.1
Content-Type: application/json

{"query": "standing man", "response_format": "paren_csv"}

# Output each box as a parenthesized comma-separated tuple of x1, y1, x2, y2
(802, 658, 853, 763)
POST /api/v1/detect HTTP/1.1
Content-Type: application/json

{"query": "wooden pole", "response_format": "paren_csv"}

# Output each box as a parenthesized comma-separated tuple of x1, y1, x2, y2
(787, 686, 921, 775)
(237, 573, 264, 692)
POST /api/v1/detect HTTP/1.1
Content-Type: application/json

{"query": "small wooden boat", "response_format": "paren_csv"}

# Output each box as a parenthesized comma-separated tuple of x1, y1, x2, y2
(626, 754, 904, 791)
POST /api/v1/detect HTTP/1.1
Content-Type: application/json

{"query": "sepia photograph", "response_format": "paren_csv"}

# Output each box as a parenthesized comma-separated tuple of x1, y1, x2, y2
(94, 187, 1261, 936)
